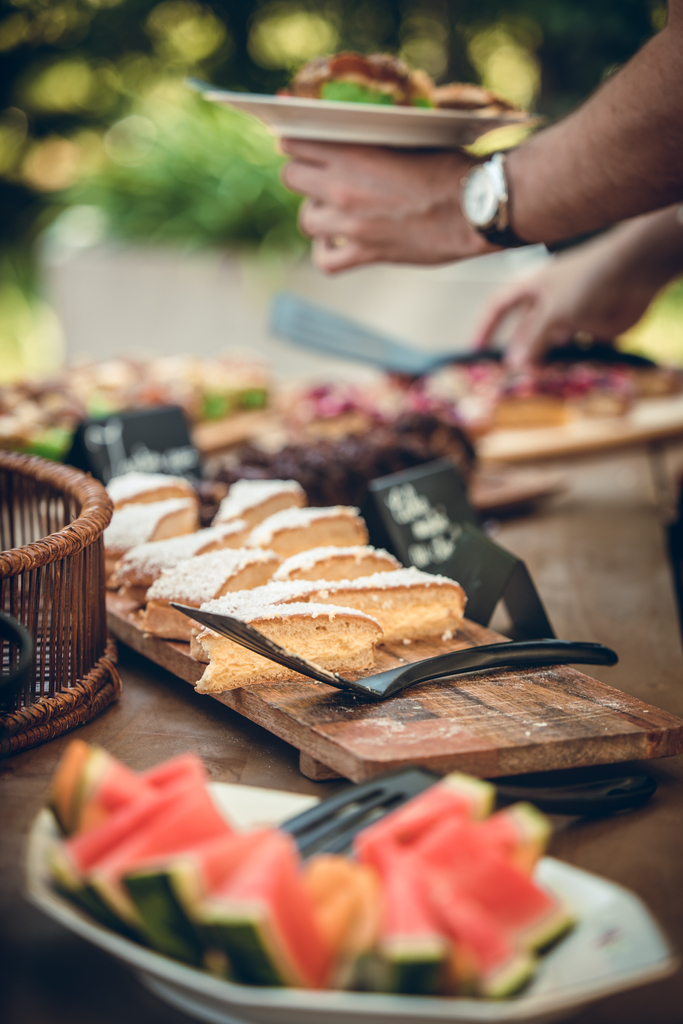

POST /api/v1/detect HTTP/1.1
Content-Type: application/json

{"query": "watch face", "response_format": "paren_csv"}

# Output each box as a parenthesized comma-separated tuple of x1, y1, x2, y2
(463, 167, 500, 228)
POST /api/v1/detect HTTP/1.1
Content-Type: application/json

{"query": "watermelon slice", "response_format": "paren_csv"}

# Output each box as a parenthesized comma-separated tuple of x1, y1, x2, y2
(302, 854, 383, 988)
(477, 803, 552, 875)
(85, 782, 231, 933)
(354, 772, 495, 866)
(197, 830, 333, 988)
(426, 870, 536, 998)
(372, 851, 449, 995)
(416, 817, 573, 952)
(124, 830, 270, 967)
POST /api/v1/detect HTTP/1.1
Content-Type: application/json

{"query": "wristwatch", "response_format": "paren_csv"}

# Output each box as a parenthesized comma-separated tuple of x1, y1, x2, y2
(461, 152, 527, 248)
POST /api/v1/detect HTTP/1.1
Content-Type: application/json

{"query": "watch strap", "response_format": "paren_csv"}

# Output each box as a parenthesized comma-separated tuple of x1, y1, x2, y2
(478, 222, 529, 248)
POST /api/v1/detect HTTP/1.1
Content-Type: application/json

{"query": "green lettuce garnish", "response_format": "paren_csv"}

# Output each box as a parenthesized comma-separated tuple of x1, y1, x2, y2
(321, 81, 395, 105)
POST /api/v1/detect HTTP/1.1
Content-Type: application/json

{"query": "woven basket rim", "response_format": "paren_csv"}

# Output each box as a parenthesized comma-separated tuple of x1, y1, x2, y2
(0, 450, 113, 578)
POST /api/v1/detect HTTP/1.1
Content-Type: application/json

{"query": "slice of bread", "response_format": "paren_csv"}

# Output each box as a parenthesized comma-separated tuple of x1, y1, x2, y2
(140, 548, 280, 641)
(248, 506, 368, 557)
(304, 568, 467, 641)
(103, 498, 199, 582)
(273, 545, 400, 582)
(194, 602, 382, 693)
(212, 478, 306, 529)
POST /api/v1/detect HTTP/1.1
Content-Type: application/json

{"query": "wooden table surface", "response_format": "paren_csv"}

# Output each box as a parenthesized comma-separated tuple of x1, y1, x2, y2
(2, 447, 683, 1024)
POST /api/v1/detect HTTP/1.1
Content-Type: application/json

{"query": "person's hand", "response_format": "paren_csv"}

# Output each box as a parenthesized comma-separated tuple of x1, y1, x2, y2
(472, 218, 677, 370)
(280, 140, 496, 272)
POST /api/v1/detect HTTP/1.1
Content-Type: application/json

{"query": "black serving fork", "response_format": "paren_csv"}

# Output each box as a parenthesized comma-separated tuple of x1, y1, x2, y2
(170, 603, 618, 701)
(279, 768, 657, 858)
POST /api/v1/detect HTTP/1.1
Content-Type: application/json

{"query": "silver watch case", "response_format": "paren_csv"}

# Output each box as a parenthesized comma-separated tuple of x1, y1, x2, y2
(462, 153, 510, 231)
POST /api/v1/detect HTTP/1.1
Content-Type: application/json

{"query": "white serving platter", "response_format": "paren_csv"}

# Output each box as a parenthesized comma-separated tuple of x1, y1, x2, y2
(25, 782, 677, 1024)
(189, 79, 534, 148)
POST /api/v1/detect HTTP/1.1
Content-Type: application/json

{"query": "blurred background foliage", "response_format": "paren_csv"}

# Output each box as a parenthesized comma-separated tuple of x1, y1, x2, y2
(0, 0, 678, 375)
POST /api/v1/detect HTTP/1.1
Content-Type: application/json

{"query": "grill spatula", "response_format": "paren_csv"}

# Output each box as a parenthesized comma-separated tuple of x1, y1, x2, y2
(270, 291, 504, 375)
(170, 603, 617, 701)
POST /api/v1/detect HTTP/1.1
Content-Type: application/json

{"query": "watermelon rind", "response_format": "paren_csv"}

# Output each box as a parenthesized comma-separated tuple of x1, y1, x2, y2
(124, 869, 206, 966)
(199, 899, 301, 987)
(378, 935, 449, 995)
(441, 772, 496, 819)
(479, 948, 537, 999)
(518, 899, 575, 953)
(46, 739, 93, 835)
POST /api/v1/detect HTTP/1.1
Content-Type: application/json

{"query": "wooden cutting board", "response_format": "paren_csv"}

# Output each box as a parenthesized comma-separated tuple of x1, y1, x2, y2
(106, 593, 683, 783)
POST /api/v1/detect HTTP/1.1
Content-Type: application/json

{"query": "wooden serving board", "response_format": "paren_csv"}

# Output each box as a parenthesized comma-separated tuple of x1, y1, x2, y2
(478, 394, 683, 464)
(106, 593, 683, 783)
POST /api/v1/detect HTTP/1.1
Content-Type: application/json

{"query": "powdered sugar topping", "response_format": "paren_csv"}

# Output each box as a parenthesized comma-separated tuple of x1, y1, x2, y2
(200, 600, 381, 629)
(147, 547, 278, 604)
(310, 566, 463, 592)
(273, 545, 399, 581)
(107, 471, 193, 505)
(248, 505, 361, 548)
(115, 521, 248, 578)
(213, 479, 304, 524)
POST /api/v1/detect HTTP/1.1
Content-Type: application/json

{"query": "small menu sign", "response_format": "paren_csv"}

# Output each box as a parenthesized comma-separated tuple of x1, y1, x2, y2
(66, 406, 201, 484)
(364, 459, 554, 638)
(363, 458, 478, 574)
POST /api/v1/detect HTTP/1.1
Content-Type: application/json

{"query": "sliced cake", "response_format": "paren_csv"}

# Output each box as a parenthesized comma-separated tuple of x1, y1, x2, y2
(106, 471, 197, 509)
(194, 602, 382, 693)
(140, 548, 281, 641)
(248, 506, 369, 557)
(273, 545, 401, 582)
(305, 568, 467, 641)
(103, 498, 199, 582)
(212, 478, 306, 529)
(109, 520, 250, 602)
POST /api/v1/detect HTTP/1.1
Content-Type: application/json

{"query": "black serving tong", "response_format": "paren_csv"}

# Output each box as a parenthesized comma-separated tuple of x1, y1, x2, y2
(171, 603, 617, 701)
(280, 768, 657, 858)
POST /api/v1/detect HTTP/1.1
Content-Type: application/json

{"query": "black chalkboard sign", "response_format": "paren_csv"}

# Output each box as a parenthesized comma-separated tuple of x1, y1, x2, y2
(362, 458, 478, 573)
(66, 406, 201, 484)
(363, 459, 554, 639)
(447, 522, 555, 639)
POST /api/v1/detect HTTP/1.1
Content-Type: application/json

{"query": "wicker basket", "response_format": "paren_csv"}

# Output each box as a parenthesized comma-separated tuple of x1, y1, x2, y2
(0, 451, 121, 755)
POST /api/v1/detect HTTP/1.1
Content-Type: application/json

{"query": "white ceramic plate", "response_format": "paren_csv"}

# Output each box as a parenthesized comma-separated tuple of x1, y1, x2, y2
(189, 80, 534, 148)
(25, 783, 677, 1024)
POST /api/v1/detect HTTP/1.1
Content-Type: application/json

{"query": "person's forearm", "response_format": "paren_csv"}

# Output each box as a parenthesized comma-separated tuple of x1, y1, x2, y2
(606, 205, 683, 285)
(507, 6, 683, 243)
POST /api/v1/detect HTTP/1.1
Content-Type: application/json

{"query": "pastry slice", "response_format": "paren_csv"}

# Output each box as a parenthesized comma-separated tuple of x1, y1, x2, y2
(140, 548, 281, 641)
(103, 498, 198, 582)
(194, 602, 382, 693)
(106, 471, 197, 509)
(109, 520, 250, 602)
(303, 568, 467, 642)
(212, 478, 306, 529)
(273, 545, 401, 582)
(248, 506, 368, 557)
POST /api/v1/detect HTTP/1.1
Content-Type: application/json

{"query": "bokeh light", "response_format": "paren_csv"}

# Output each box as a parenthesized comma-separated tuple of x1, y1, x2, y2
(248, 6, 339, 70)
